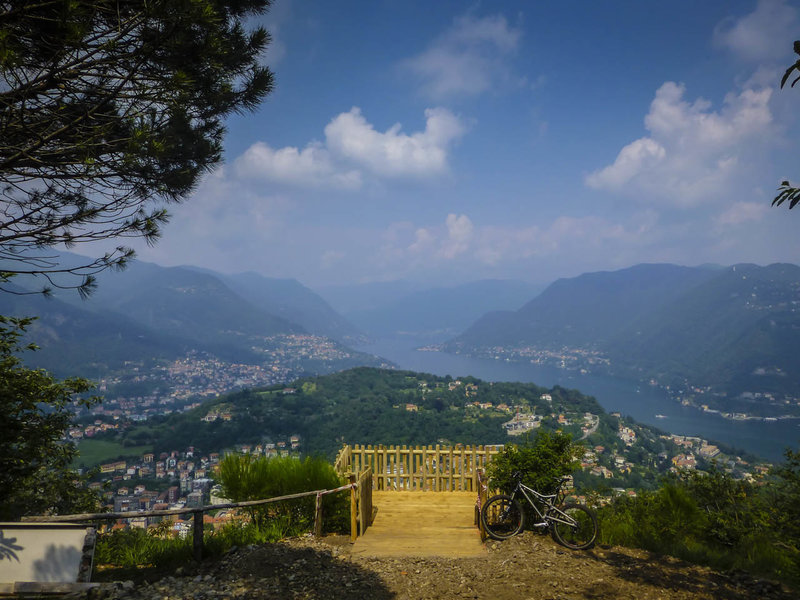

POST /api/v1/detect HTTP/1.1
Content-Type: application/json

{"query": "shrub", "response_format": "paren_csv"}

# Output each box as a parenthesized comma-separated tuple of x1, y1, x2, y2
(217, 454, 349, 533)
(597, 466, 799, 585)
(486, 431, 581, 495)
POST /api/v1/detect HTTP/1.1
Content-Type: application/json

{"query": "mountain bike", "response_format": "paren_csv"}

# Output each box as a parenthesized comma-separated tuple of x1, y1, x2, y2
(480, 472, 597, 550)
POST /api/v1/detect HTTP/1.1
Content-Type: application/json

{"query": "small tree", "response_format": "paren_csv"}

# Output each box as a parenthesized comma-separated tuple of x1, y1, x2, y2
(487, 430, 581, 495)
(0, 316, 101, 519)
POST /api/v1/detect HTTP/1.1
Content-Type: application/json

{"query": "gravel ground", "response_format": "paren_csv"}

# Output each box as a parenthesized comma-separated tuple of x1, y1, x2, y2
(85, 533, 796, 600)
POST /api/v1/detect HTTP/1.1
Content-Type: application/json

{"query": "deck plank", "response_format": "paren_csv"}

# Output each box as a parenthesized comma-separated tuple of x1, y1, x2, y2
(351, 491, 487, 558)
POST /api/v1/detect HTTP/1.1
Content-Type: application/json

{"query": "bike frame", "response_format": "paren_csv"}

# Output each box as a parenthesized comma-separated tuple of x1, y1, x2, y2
(510, 481, 578, 529)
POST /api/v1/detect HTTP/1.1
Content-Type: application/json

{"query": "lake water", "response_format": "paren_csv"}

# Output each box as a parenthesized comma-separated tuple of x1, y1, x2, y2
(356, 336, 800, 463)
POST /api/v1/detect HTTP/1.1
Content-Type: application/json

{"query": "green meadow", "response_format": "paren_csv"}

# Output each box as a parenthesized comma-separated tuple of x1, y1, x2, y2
(74, 439, 152, 469)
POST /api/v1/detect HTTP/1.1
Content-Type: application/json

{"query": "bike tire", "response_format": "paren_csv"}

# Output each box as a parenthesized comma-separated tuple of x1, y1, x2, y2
(549, 503, 597, 549)
(481, 494, 525, 540)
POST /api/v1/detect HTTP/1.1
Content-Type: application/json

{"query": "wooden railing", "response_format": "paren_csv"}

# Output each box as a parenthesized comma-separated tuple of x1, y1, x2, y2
(22, 485, 356, 560)
(342, 466, 375, 540)
(335, 444, 501, 492)
(476, 468, 489, 541)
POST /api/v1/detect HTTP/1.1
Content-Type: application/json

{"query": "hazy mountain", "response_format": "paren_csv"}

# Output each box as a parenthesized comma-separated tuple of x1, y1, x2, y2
(316, 280, 426, 315)
(447, 263, 800, 395)
(3, 252, 372, 373)
(450, 264, 719, 349)
(319, 279, 545, 337)
(0, 282, 187, 377)
(610, 263, 800, 393)
(220, 271, 361, 342)
(76, 261, 303, 361)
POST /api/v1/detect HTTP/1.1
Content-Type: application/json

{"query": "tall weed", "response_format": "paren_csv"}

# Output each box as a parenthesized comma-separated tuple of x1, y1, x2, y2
(217, 454, 350, 532)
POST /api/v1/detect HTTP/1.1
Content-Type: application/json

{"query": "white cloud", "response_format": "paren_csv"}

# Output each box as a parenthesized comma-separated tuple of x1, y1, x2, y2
(402, 13, 523, 99)
(715, 201, 769, 227)
(586, 81, 774, 205)
(235, 141, 361, 189)
(439, 213, 474, 259)
(472, 212, 659, 267)
(585, 138, 665, 190)
(714, 0, 797, 63)
(324, 107, 465, 178)
(132, 167, 292, 271)
(320, 249, 345, 269)
(234, 107, 465, 188)
(376, 212, 657, 279)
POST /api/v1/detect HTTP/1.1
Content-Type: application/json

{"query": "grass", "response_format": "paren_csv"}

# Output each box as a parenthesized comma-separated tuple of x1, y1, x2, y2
(73, 439, 153, 468)
(92, 520, 296, 581)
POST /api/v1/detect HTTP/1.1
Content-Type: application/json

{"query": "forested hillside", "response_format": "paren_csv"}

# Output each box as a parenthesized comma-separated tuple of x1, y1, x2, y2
(447, 263, 800, 401)
(95, 367, 759, 491)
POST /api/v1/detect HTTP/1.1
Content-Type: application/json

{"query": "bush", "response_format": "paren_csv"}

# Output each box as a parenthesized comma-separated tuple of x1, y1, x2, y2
(486, 431, 581, 495)
(597, 466, 799, 585)
(217, 454, 349, 533)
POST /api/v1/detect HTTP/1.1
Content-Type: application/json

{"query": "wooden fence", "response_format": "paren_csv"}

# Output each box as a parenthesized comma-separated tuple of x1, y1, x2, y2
(335, 444, 501, 492)
(22, 484, 357, 560)
(346, 466, 374, 538)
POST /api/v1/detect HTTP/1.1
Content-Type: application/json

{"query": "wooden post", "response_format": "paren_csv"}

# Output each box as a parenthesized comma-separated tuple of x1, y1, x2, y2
(193, 511, 203, 561)
(395, 445, 401, 490)
(435, 445, 441, 492)
(460, 448, 465, 491)
(314, 493, 323, 537)
(448, 447, 454, 491)
(421, 445, 427, 491)
(349, 474, 358, 542)
(471, 446, 478, 492)
(403, 445, 409, 490)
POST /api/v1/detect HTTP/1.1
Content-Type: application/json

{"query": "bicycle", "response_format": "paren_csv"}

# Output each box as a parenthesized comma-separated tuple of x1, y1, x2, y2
(480, 472, 598, 550)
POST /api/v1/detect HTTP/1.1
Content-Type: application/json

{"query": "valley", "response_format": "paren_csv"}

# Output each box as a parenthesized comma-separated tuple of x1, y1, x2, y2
(9, 256, 799, 463)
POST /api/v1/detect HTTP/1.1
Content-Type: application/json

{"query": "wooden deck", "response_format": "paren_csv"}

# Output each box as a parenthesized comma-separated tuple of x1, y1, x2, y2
(350, 491, 487, 558)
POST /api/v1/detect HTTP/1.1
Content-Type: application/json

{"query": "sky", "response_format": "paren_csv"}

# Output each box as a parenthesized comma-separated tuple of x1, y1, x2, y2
(125, 0, 800, 288)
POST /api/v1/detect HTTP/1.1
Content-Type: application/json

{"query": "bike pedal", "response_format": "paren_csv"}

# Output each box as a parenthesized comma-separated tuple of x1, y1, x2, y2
(532, 522, 548, 528)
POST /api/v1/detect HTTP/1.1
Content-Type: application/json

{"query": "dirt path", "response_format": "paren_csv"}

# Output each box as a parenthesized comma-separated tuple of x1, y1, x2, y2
(100, 533, 795, 600)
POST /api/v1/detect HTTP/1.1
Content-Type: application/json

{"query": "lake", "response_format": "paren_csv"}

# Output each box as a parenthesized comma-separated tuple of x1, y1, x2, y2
(356, 336, 800, 463)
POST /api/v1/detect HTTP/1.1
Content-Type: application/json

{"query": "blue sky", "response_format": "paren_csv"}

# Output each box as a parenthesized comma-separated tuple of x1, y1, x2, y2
(128, 0, 800, 287)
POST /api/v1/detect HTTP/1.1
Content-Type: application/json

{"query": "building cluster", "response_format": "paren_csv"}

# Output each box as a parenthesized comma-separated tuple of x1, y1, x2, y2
(79, 334, 363, 423)
(466, 345, 611, 373)
(90, 436, 302, 534)
(617, 424, 636, 446)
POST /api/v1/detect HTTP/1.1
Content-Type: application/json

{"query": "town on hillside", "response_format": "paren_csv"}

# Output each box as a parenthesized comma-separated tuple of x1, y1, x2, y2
(446, 343, 800, 421)
(79, 335, 389, 421)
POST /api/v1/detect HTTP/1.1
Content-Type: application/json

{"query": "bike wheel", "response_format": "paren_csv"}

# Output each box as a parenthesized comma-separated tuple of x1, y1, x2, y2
(481, 494, 524, 540)
(549, 503, 597, 550)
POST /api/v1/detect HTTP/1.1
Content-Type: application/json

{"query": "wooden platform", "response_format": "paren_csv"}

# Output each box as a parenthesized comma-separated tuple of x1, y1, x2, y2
(351, 491, 487, 558)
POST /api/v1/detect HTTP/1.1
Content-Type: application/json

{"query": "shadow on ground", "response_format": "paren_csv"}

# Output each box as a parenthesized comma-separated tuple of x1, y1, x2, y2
(95, 542, 394, 600)
(585, 548, 791, 600)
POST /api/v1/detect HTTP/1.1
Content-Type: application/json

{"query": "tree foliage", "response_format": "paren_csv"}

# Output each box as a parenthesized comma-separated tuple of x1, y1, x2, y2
(0, 0, 274, 294)
(774, 41, 800, 210)
(0, 316, 101, 519)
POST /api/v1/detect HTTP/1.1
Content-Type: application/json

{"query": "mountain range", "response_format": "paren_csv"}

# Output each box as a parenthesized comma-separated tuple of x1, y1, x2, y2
(1, 253, 365, 377)
(446, 263, 800, 397)
(8, 255, 800, 404)
(319, 279, 544, 337)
